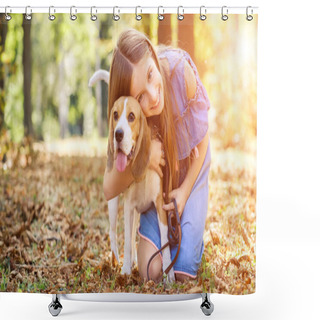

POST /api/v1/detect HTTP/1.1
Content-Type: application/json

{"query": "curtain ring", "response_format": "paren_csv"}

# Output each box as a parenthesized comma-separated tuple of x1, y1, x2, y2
(246, 6, 253, 21)
(177, 6, 184, 21)
(158, 6, 164, 21)
(70, 6, 77, 21)
(5, 6, 12, 21)
(113, 6, 120, 21)
(25, 6, 32, 20)
(135, 6, 142, 21)
(49, 6, 56, 21)
(91, 6, 97, 21)
(200, 6, 207, 21)
(221, 6, 228, 21)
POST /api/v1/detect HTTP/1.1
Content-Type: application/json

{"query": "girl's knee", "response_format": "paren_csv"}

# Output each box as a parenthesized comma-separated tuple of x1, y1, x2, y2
(143, 258, 162, 283)
(137, 237, 162, 282)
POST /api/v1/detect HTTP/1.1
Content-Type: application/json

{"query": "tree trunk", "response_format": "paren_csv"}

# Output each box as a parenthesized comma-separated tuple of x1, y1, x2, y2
(141, 14, 151, 39)
(95, 20, 104, 137)
(22, 16, 33, 137)
(95, 59, 104, 137)
(158, 15, 172, 45)
(177, 14, 195, 63)
(58, 57, 68, 139)
(0, 14, 8, 130)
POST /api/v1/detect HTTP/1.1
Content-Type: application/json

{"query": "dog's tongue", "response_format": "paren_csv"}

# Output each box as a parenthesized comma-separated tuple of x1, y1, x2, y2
(116, 151, 127, 172)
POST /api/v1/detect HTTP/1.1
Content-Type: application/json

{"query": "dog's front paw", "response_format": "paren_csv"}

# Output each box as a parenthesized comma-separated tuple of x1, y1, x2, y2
(112, 250, 119, 265)
(165, 268, 175, 283)
(121, 265, 132, 275)
(111, 247, 119, 263)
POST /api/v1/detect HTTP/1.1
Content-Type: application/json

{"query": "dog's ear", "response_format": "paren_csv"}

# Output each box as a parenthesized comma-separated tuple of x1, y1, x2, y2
(131, 111, 151, 180)
(107, 111, 114, 172)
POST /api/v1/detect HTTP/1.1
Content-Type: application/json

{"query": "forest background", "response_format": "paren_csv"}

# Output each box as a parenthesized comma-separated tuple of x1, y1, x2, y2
(0, 13, 257, 294)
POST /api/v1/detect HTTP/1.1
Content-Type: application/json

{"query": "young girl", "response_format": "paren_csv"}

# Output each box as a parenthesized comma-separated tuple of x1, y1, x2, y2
(103, 29, 211, 283)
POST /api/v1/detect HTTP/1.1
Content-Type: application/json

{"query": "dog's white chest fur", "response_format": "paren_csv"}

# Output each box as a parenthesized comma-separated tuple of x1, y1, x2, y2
(125, 169, 161, 213)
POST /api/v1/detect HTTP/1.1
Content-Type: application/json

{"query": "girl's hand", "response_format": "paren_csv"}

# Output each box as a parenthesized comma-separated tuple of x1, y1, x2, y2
(149, 139, 166, 178)
(162, 186, 188, 217)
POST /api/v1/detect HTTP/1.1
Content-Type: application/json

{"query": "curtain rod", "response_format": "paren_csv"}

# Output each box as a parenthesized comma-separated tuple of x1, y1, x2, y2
(0, 6, 258, 15)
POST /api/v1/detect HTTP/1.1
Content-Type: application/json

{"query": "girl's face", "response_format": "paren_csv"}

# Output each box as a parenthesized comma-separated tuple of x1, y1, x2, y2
(130, 53, 164, 118)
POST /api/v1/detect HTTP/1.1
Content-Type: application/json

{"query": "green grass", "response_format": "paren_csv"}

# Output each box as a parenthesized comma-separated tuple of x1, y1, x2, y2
(0, 265, 9, 291)
(18, 278, 48, 293)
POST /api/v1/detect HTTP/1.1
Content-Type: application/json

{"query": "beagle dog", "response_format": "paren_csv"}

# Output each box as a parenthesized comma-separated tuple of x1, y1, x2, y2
(89, 70, 175, 283)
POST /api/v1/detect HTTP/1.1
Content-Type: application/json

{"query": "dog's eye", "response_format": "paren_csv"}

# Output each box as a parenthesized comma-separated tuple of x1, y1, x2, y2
(128, 112, 135, 122)
(114, 111, 118, 121)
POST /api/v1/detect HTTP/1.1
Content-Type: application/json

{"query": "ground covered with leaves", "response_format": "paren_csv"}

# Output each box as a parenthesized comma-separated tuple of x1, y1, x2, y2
(0, 138, 256, 295)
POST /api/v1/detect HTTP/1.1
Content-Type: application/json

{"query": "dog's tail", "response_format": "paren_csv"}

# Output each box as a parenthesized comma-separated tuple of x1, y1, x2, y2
(88, 69, 110, 87)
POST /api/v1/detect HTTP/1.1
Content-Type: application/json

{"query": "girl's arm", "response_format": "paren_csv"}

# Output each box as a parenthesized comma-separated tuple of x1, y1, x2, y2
(181, 131, 209, 198)
(103, 139, 165, 201)
(163, 131, 209, 215)
(163, 58, 209, 215)
(103, 161, 134, 201)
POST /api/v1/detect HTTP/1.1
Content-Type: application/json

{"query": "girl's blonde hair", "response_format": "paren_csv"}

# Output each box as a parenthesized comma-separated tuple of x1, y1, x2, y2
(108, 29, 179, 192)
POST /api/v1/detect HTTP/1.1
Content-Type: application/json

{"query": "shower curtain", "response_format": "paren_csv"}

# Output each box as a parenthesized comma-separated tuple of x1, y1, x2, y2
(0, 9, 257, 296)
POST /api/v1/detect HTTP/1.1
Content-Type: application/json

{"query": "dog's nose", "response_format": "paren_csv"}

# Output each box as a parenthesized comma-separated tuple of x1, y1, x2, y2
(115, 129, 124, 143)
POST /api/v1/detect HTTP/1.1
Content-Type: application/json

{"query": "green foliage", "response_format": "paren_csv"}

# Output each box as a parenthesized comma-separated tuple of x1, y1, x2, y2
(2, 14, 113, 142)
(2, 15, 24, 142)
(2, 14, 257, 153)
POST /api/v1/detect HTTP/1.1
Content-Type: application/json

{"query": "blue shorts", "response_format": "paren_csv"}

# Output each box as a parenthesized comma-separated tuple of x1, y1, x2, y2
(138, 145, 211, 278)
